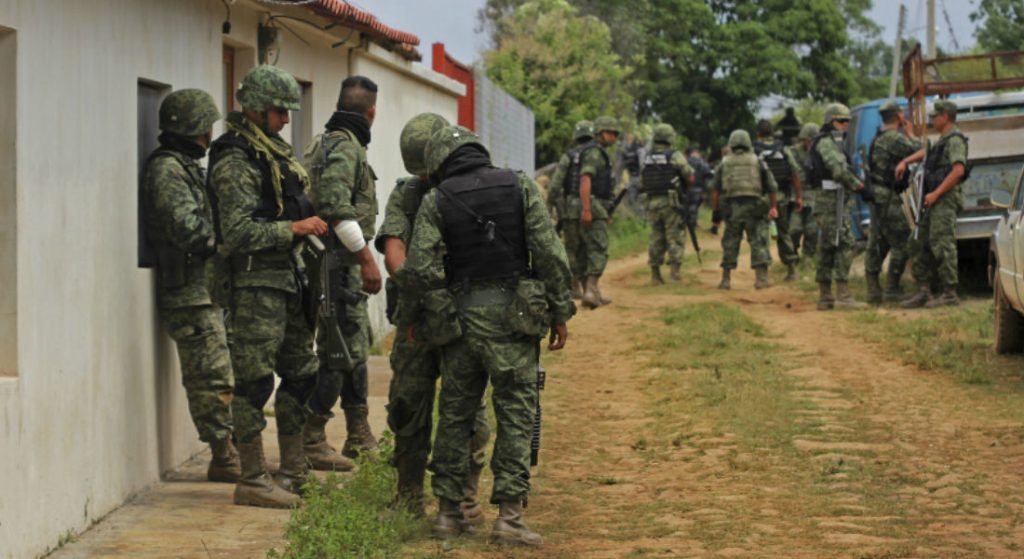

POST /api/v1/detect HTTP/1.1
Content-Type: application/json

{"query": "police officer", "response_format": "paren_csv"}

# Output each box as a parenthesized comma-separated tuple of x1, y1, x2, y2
(141, 89, 239, 483)
(303, 76, 383, 468)
(790, 123, 820, 261)
(640, 123, 694, 284)
(710, 130, 779, 290)
(896, 99, 968, 308)
(209, 65, 327, 508)
(865, 101, 919, 304)
(549, 120, 595, 299)
(395, 126, 573, 547)
(753, 119, 804, 281)
(807, 103, 868, 310)
(376, 113, 491, 524)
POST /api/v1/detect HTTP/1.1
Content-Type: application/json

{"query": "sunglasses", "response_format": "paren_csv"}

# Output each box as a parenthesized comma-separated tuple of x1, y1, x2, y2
(835, 118, 850, 123)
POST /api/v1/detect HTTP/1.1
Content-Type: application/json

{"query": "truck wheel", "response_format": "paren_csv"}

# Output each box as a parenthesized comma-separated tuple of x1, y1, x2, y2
(994, 274, 1024, 354)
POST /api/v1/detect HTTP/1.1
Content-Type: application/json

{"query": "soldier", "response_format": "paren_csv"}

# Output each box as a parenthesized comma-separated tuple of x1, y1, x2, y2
(376, 113, 491, 524)
(790, 123, 819, 261)
(777, 107, 802, 145)
(710, 130, 779, 290)
(548, 120, 595, 299)
(395, 125, 573, 547)
(806, 103, 868, 310)
(641, 123, 694, 284)
(302, 76, 383, 468)
(753, 119, 804, 281)
(896, 99, 968, 308)
(208, 65, 327, 508)
(141, 89, 239, 483)
(622, 133, 645, 218)
(864, 102, 919, 304)
(685, 146, 713, 231)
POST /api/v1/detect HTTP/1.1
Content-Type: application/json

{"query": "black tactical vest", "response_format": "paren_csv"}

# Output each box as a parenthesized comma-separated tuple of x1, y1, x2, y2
(437, 167, 529, 286)
(565, 142, 613, 200)
(805, 132, 850, 188)
(923, 132, 969, 194)
(640, 148, 678, 195)
(754, 139, 792, 192)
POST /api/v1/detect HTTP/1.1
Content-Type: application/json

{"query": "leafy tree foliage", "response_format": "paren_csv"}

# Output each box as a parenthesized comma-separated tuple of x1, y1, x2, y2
(971, 0, 1024, 52)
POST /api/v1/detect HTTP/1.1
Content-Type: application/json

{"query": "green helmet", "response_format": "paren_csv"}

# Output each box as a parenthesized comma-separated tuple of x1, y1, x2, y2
(652, 123, 675, 144)
(798, 122, 819, 141)
(823, 103, 851, 124)
(400, 113, 450, 176)
(595, 115, 620, 135)
(159, 89, 220, 136)
(728, 129, 752, 149)
(236, 65, 301, 112)
(424, 125, 489, 177)
(572, 120, 594, 142)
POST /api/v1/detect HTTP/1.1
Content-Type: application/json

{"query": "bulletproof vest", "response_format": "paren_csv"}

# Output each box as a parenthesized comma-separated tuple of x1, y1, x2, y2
(720, 152, 764, 199)
(868, 129, 905, 191)
(144, 148, 209, 251)
(924, 132, 969, 194)
(623, 143, 641, 175)
(805, 131, 849, 188)
(398, 176, 429, 227)
(754, 139, 792, 192)
(436, 167, 529, 286)
(565, 142, 613, 200)
(640, 148, 678, 195)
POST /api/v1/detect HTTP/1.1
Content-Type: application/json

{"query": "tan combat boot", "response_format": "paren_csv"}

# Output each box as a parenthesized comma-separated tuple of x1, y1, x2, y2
(900, 287, 931, 309)
(460, 462, 486, 531)
(784, 262, 797, 282)
(593, 276, 612, 305)
(817, 281, 834, 311)
(432, 498, 465, 540)
(669, 264, 682, 282)
(274, 432, 312, 495)
(882, 273, 904, 303)
(865, 274, 882, 305)
(754, 266, 772, 290)
(650, 266, 665, 286)
(207, 437, 241, 483)
(570, 278, 584, 300)
(581, 276, 601, 309)
(233, 437, 302, 509)
(835, 281, 868, 309)
(718, 268, 731, 290)
(490, 500, 543, 547)
(341, 405, 379, 459)
(303, 414, 355, 471)
(925, 287, 959, 308)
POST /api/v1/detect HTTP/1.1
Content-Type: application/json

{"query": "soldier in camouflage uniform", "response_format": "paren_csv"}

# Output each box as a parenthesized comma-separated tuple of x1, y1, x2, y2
(790, 123, 819, 261)
(640, 123, 694, 284)
(570, 115, 618, 308)
(377, 113, 491, 524)
(806, 104, 868, 310)
(395, 125, 573, 547)
(864, 102, 919, 304)
(302, 76, 383, 468)
(141, 89, 239, 483)
(208, 65, 328, 508)
(548, 120, 595, 299)
(710, 130, 779, 290)
(685, 146, 713, 231)
(897, 99, 968, 308)
(753, 119, 804, 281)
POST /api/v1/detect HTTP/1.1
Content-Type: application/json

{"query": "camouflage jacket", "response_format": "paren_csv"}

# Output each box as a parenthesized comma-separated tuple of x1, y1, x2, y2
(563, 145, 612, 220)
(813, 132, 860, 191)
(869, 128, 920, 208)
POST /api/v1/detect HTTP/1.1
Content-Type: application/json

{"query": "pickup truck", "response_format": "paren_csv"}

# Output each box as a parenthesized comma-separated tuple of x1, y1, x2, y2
(989, 170, 1024, 353)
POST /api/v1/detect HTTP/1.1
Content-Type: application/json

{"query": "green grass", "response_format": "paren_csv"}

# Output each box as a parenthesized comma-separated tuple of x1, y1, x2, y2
(608, 216, 649, 260)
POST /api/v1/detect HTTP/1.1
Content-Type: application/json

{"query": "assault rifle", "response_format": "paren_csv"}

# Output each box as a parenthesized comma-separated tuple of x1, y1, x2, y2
(605, 188, 630, 218)
(530, 358, 546, 468)
(672, 176, 702, 263)
(308, 235, 363, 372)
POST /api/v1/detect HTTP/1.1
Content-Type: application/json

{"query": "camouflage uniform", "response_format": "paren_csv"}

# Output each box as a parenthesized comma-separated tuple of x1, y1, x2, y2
(811, 131, 861, 283)
(549, 121, 594, 284)
(789, 124, 819, 260)
(561, 146, 612, 279)
(865, 125, 919, 301)
(754, 136, 802, 267)
(711, 132, 778, 276)
(640, 126, 693, 278)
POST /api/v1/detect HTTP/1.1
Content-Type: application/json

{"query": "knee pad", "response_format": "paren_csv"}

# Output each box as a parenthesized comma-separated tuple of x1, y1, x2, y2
(279, 374, 318, 406)
(234, 376, 274, 410)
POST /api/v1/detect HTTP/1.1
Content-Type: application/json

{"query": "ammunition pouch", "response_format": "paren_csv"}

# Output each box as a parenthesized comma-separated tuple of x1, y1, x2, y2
(412, 288, 463, 347)
(505, 279, 551, 339)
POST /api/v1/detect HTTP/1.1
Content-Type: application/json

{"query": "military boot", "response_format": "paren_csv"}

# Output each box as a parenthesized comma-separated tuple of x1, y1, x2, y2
(490, 500, 543, 547)
(866, 274, 883, 306)
(650, 266, 665, 286)
(669, 264, 682, 282)
(233, 437, 302, 509)
(594, 276, 612, 305)
(460, 462, 486, 531)
(274, 432, 312, 495)
(882, 273, 904, 303)
(341, 405, 379, 459)
(570, 278, 584, 300)
(303, 414, 355, 472)
(392, 454, 426, 517)
(207, 437, 241, 483)
(718, 269, 731, 290)
(900, 287, 931, 309)
(817, 282, 834, 311)
(581, 276, 601, 309)
(925, 287, 959, 308)
(432, 498, 464, 540)
(835, 282, 868, 309)
(754, 267, 772, 290)
(784, 262, 798, 282)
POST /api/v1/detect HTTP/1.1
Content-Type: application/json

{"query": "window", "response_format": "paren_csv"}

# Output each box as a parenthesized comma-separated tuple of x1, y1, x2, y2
(291, 80, 313, 164)
(0, 26, 15, 377)
(137, 79, 171, 269)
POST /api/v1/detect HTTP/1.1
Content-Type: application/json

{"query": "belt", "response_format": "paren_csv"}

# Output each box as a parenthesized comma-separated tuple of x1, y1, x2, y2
(231, 252, 292, 272)
(821, 180, 841, 191)
(456, 287, 513, 310)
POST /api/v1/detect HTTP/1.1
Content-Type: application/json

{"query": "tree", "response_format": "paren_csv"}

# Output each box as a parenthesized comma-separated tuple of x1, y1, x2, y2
(971, 0, 1024, 52)
(483, 0, 634, 164)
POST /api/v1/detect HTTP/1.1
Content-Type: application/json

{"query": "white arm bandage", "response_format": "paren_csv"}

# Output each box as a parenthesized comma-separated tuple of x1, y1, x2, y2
(333, 220, 367, 253)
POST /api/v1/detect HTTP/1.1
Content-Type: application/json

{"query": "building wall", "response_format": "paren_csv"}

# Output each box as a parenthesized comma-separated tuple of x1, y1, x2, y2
(0, 1, 459, 557)
(475, 73, 536, 174)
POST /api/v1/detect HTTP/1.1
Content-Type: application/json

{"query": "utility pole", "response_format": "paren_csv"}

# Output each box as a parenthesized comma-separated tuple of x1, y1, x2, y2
(927, 0, 936, 58)
(889, 4, 907, 98)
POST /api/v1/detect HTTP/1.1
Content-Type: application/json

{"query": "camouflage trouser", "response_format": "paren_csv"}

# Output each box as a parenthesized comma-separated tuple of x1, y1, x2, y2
(790, 199, 817, 260)
(774, 199, 799, 265)
(432, 335, 537, 504)
(814, 190, 856, 283)
(228, 287, 318, 442)
(865, 192, 912, 278)
(387, 325, 490, 478)
(562, 218, 609, 278)
(720, 197, 771, 270)
(311, 265, 372, 415)
(160, 304, 234, 443)
(910, 194, 961, 289)
(645, 195, 684, 267)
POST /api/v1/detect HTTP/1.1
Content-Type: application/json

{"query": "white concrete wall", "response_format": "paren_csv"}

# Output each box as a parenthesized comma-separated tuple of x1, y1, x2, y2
(0, 1, 460, 557)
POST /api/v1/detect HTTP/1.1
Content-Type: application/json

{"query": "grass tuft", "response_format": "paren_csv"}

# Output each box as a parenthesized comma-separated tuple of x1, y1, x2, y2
(608, 216, 649, 260)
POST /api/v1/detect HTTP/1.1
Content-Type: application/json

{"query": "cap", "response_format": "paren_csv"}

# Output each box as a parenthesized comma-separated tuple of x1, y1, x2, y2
(929, 99, 958, 117)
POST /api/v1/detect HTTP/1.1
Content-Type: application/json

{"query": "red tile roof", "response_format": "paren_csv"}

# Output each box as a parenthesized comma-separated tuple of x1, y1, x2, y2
(310, 0, 421, 57)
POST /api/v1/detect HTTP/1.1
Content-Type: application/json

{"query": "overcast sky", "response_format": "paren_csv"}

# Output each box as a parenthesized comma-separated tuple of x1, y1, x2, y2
(869, 0, 979, 55)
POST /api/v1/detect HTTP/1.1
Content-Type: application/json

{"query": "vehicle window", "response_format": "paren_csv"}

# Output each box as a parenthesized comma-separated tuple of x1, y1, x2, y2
(1013, 165, 1024, 211)
(962, 159, 1024, 209)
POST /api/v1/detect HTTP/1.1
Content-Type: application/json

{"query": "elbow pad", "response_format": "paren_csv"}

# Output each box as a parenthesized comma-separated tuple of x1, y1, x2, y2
(333, 220, 366, 253)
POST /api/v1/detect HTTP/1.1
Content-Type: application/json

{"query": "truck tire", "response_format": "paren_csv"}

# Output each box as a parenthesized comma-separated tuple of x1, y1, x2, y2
(994, 274, 1024, 354)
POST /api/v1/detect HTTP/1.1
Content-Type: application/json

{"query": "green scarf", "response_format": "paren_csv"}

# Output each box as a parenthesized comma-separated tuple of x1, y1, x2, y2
(226, 113, 310, 217)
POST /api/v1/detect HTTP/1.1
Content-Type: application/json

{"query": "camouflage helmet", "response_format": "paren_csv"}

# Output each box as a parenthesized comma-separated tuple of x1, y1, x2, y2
(236, 65, 301, 112)
(400, 113, 450, 176)
(728, 129, 752, 149)
(573, 120, 595, 142)
(823, 103, 851, 124)
(798, 122, 819, 141)
(595, 115, 620, 135)
(159, 89, 220, 136)
(425, 125, 490, 177)
(652, 123, 676, 144)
